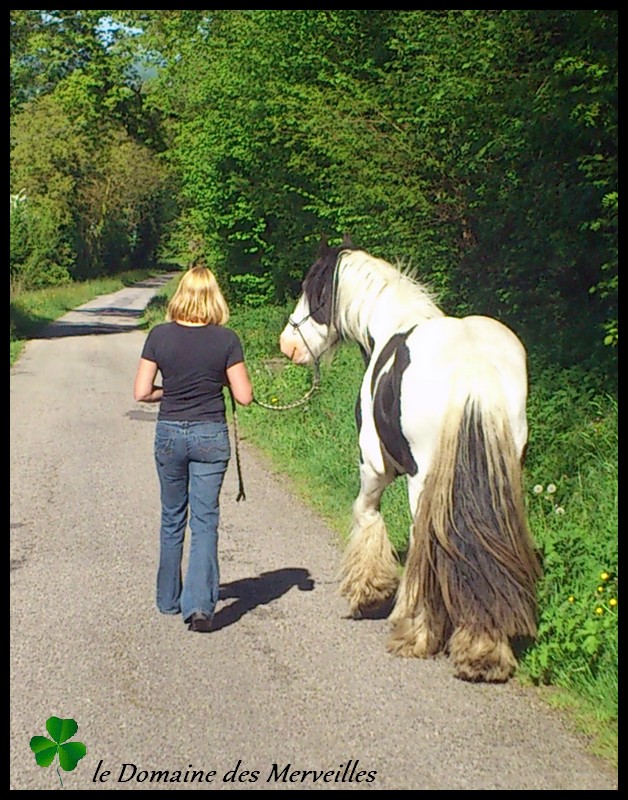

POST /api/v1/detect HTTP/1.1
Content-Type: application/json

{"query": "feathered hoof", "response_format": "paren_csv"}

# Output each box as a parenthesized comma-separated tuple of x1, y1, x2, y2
(386, 616, 441, 659)
(339, 574, 399, 619)
(449, 627, 517, 683)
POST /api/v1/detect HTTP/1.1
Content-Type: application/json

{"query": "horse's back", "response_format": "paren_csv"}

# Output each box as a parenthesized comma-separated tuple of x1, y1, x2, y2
(404, 314, 526, 393)
(400, 314, 528, 458)
(408, 314, 525, 367)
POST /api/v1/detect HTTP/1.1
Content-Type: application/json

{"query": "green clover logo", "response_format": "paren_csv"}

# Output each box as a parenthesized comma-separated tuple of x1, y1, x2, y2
(30, 717, 87, 786)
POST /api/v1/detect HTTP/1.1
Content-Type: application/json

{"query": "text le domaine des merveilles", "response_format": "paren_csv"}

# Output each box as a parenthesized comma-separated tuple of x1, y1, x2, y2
(92, 759, 377, 786)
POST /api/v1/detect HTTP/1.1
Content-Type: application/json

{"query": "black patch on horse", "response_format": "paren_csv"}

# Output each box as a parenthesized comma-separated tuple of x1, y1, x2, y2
(371, 328, 418, 476)
(355, 393, 363, 435)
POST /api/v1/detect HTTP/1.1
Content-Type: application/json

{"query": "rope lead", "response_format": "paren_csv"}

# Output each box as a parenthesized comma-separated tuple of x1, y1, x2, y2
(228, 361, 321, 501)
(228, 388, 246, 502)
(252, 360, 321, 410)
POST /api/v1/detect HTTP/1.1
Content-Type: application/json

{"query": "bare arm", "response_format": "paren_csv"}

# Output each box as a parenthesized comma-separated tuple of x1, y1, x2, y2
(226, 361, 253, 406)
(134, 358, 163, 403)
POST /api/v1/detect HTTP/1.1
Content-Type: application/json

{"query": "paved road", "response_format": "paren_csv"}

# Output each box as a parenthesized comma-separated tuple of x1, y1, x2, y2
(10, 276, 618, 790)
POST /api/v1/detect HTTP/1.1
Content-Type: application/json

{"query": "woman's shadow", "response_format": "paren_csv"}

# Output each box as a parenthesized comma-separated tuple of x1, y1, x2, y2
(213, 567, 314, 631)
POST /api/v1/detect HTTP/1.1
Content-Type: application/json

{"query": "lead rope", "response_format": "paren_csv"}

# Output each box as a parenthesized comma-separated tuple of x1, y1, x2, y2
(228, 361, 319, 502)
(228, 388, 247, 502)
(252, 359, 321, 410)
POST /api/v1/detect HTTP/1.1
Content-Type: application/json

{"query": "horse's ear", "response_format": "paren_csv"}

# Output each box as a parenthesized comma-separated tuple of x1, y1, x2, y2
(342, 232, 354, 248)
(317, 234, 329, 256)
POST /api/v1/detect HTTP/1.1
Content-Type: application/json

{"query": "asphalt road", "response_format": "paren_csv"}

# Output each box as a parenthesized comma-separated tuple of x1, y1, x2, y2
(10, 275, 618, 791)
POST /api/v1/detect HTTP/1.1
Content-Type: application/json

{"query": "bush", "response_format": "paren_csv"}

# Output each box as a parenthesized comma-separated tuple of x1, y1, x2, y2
(10, 197, 73, 290)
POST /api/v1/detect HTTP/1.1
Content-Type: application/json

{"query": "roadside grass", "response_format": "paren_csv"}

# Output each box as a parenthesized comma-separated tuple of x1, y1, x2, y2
(518, 387, 618, 766)
(10, 278, 617, 769)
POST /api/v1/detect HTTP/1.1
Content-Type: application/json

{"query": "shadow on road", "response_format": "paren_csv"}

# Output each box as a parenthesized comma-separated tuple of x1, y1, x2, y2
(36, 308, 146, 338)
(214, 568, 315, 631)
(15, 272, 177, 341)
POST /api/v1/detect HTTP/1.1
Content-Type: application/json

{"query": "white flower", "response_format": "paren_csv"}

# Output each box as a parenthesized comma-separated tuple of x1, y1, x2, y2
(546, 483, 557, 494)
(533, 485, 544, 494)
(555, 506, 565, 516)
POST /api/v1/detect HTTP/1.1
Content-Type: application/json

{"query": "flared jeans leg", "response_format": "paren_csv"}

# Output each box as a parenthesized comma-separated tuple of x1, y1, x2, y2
(155, 428, 187, 615)
(181, 458, 228, 621)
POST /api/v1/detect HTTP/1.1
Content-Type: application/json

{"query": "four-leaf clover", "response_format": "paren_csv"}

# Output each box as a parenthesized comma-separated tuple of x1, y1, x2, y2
(30, 717, 87, 786)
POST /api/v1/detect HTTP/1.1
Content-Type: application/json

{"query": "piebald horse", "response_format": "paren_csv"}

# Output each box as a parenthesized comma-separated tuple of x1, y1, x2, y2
(279, 235, 540, 682)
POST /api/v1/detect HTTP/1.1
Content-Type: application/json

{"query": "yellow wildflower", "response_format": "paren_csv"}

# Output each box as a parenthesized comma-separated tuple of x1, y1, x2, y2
(595, 607, 604, 615)
(609, 598, 617, 607)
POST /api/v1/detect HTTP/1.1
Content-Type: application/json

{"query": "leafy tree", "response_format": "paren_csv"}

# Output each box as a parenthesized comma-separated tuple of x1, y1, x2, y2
(10, 11, 173, 285)
(11, 9, 617, 382)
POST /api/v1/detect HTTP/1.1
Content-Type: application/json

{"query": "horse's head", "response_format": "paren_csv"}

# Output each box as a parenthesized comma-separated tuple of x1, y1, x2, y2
(279, 234, 354, 365)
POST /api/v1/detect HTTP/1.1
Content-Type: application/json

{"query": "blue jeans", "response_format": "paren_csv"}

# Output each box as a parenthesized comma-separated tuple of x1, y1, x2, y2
(154, 420, 231, 622)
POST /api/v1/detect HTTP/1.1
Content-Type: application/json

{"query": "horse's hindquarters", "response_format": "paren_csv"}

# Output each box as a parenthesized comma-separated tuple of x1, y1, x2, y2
(400, 316, 528, 463)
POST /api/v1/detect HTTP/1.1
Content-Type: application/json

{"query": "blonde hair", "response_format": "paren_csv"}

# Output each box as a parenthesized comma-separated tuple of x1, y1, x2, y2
(167, 266, 230, 325)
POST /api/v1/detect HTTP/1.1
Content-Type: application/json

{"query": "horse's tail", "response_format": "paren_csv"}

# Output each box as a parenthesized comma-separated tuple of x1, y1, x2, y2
(403, 365, 541, 680)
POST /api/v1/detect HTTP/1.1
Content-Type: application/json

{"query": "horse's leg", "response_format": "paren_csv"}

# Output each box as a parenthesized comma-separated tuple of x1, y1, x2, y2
(387, 471, 450, 658)
(338, 462, 399, 617)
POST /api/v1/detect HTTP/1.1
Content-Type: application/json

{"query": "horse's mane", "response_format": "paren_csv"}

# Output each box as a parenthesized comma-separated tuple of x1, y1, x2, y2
(335, 248, 443, 346)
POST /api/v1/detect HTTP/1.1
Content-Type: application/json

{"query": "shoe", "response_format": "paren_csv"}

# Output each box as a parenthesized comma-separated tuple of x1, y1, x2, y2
(187, 612, 213, 633)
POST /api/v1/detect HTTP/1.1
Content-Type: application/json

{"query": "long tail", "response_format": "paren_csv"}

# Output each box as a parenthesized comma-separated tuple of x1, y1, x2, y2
(408, 383, 541, 647)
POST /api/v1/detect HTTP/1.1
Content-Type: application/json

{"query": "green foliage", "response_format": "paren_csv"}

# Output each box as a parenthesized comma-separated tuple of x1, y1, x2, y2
(449, 11, 617, 373)
(10, 196, 73, 290)
(229, 273, 275, 308)
(119, 10, 616, 388)
(10, 90, 172, 285)
(10, 11, 174, 286)
(517, 385, 617, 748)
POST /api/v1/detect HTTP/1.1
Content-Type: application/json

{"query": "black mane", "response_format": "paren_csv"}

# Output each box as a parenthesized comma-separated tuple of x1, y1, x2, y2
(302, 235, 357, 326)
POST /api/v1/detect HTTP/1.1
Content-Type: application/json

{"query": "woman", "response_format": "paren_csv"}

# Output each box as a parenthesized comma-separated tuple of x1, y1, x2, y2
(134, 265, 253, 632)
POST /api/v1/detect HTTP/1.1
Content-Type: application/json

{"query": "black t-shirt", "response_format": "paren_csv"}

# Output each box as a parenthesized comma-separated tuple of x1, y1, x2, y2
(141, 322, 245, 421)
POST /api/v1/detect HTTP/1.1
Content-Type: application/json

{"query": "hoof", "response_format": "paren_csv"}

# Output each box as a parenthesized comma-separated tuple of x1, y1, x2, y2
(448, 627, 517, 683)
(339, 576, 399, 619)
(386, 616, 442, 659)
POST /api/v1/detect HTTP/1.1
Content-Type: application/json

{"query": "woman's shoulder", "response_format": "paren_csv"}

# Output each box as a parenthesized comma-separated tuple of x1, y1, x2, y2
(211, 324, 242, 342)
(147, 321, 176, 338)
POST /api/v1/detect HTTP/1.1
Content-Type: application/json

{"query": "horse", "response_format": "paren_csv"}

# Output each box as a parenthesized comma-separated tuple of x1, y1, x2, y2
(279, 234, 541, 682)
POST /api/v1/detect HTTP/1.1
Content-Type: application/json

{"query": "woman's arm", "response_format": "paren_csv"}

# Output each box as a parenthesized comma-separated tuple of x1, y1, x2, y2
(134, 358, 163, 403)
(226, 361, 253, 406)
